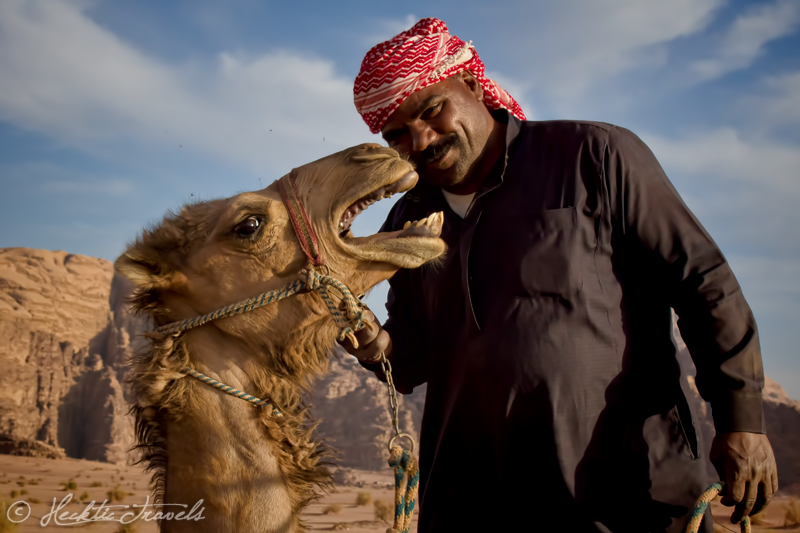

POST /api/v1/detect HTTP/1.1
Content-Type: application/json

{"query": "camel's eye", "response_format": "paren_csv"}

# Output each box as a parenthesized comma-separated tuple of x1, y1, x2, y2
(233, 216, 262, 238)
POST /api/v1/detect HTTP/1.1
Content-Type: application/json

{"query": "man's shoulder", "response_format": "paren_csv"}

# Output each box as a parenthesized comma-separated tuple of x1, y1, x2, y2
(515, 119, 641, 152)
(520, 119, 619, 136)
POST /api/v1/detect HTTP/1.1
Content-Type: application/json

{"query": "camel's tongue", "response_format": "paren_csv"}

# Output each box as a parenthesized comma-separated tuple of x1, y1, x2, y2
(339, 171, 419, 234)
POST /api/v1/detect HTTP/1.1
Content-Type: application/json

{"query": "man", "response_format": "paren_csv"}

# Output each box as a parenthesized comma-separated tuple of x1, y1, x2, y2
(343, 17, 777, 532)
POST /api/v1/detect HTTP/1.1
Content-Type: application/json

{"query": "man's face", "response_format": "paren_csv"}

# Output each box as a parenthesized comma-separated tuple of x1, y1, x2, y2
(380, 72, 494, 190)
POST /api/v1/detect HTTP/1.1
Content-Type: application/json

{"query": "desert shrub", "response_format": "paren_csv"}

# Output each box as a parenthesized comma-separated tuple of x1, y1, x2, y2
(322, 503, 343, 515)
(90, 481, 103, 487)
(107, 486, 127, 503)
(355, 492, 372, 506)
(26, 480, 37, 486)
(28, 498, 40, 504)
(374, 499, 393, 523)
(786, 497, 800, 526)
(15, 483, 23, 488)
(61, 479, 77, 491)
(78, 492, 90, 501)
(8, 491, 16, 499)
(0, 500, 20, 533)
(17, 490, 26, 497)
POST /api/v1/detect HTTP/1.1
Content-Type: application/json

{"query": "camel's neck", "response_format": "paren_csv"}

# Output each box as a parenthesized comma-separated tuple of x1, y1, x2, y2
(160, 329, 295, 533)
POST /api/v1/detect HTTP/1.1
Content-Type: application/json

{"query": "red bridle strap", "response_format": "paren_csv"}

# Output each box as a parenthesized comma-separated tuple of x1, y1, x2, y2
(278, 172, 325, 267)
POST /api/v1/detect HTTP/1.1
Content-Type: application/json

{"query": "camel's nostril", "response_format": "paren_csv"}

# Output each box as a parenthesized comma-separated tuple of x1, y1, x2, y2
(351, 153, 393, 163)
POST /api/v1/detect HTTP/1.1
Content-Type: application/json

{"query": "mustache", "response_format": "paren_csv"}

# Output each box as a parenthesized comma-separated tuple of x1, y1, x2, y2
(414, 135, 460, 167)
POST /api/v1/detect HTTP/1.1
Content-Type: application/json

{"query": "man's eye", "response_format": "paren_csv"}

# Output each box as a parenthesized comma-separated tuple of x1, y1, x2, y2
(423, 103, 442, 119)
(383, 130, 404, 144)
(233, 216, 262, 237)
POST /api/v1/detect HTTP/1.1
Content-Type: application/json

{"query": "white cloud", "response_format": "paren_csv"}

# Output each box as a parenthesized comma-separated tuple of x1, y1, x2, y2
(691, 0, 800, 80)
(360, 14, 418, 47)
(0, 0, 375, 177)
(484, 70, 536, 120)
(2, 160, 132, 197)
(478, 0, 723, 103)
(641, 128, 800, 256)
(643, 128, 800, 195)
(752, 71, 800, 126)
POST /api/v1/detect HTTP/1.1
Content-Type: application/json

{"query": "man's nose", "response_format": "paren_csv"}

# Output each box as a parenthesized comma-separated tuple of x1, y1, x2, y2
(409, 122, 436, 153)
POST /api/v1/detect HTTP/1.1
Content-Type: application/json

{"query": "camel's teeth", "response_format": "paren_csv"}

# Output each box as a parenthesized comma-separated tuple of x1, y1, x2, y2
(403, 221, 412, 229)
(428, 212, 443, 236)
(415, 217, 428, 228)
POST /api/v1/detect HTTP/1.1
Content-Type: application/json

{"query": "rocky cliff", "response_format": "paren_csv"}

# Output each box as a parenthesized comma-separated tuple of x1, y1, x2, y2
(311, 354, 425, 471)
(0, 247, 424, 469)
(0, 247, 796, 491)
(0, 248, 145, 464)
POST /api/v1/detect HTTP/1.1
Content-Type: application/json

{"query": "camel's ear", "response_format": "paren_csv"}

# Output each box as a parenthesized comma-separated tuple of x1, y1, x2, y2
(114, 246, 174, 289)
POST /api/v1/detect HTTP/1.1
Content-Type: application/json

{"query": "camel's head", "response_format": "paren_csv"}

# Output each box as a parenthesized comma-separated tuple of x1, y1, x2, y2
(115, 143, 445, 348)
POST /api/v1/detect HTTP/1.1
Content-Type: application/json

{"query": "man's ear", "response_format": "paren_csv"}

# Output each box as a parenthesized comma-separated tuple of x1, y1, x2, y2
(114, 245, 174, 289)
(457, 70, 484, 102)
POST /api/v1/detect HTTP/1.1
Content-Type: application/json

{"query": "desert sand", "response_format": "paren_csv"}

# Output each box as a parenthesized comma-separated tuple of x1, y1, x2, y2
(2, 454, 799, 532)
(0, 455, 412, 532)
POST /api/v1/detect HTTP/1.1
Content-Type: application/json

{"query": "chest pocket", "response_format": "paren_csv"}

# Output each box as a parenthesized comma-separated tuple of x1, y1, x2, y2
(511, 207, 583, 298)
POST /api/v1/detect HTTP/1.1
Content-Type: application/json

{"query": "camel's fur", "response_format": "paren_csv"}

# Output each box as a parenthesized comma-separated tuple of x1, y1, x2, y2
(116, 143, 445, 532)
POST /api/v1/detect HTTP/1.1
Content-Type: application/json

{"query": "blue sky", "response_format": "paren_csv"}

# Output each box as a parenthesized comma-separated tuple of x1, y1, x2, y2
(1, 0, 798, 397)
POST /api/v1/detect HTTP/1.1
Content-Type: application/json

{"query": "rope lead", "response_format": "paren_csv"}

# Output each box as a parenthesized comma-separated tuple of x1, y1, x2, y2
(685, 482, 751, 533)
(386, 445, 419, 533)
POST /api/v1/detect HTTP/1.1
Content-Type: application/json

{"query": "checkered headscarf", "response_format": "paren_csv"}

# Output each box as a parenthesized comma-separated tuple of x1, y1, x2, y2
(354, 17, 525, 134)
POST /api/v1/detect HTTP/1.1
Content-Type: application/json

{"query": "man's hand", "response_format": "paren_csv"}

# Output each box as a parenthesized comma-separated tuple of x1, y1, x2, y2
(338, 309, 392, 364)
(710, 432, 778, 523)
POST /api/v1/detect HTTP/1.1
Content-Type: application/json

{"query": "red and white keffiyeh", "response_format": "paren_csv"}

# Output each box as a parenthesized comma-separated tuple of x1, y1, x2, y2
(354, 18, 526, 134)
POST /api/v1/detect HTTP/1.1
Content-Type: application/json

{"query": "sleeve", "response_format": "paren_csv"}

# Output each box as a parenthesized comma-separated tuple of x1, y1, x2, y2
(604, 126, 765, 434)
(358, 203, 432, 394)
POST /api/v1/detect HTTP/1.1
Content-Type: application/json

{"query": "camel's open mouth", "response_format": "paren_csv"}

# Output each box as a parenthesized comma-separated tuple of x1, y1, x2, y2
(336, 169, 444, 245)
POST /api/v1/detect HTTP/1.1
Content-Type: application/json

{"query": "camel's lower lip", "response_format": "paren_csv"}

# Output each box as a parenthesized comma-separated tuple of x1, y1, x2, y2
(342, 212, 444, 245)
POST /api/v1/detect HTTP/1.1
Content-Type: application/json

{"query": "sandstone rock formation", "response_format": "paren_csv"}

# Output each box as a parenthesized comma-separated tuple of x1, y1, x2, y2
(311, 353, 425, 471)
(0, 248, 145, 464)
(0, 247, 797, 490)
(0, 247, 424, 470)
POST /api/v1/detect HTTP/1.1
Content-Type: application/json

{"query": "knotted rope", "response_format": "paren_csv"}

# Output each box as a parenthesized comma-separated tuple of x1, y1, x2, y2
(685, 482, 751, 533)
(386, 445, 419, 533)
(153, 266, 367, 415)
(154, 171, 367, 414)
(154, 267, 363, 344)
(377, 354, 419, 533)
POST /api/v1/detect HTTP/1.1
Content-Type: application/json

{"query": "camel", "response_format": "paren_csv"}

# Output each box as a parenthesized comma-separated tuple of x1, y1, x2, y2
(114, 143, 446, 533)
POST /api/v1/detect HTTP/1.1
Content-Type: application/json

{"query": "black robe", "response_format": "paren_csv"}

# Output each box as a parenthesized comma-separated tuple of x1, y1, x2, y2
(362, 112, 765, 532)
